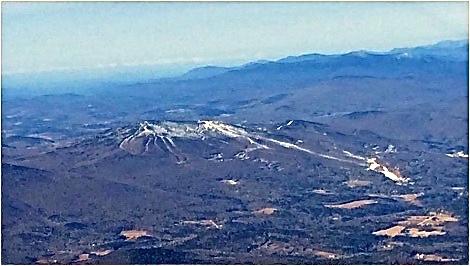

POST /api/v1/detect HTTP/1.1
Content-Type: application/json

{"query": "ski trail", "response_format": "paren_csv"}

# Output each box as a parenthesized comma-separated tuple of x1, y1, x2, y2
(246, 136, 270, 150)
(260, 136, 366, 166)
(343, 150, 366, 160)
(144, 138, 152, 152)
(162, 136, 186, 164)
(160, 136, 174, 154)
(166, 137, 176, 147)
(153, 137, 159, 146)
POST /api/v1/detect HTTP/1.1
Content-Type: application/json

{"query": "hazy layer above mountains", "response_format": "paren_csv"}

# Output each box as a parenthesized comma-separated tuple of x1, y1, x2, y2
(2, 39, 468, 98)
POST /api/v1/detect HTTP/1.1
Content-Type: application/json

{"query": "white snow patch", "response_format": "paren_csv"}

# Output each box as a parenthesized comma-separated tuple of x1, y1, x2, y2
(182, 220, 223, 229)
(221, 179, 238, 186)
(165, 108, 187, 113)
(276, 120, 294, 130)
(367, 158, 409, 184)
(385, 144, 397, 153)
(446, 151, 468, 158)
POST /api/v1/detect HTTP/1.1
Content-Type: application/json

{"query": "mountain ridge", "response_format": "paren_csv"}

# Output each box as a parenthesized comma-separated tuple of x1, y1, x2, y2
(177, 39, 468, 81)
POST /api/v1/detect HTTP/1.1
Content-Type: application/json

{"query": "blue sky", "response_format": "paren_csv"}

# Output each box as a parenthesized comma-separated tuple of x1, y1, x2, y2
(2, 2, 468, 75)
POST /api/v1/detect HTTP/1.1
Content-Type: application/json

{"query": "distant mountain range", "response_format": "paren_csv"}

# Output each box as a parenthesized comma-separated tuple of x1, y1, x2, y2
(2, 39, 467, 99)
(177, 60, 273, 80)
(176, 39, 468, 81)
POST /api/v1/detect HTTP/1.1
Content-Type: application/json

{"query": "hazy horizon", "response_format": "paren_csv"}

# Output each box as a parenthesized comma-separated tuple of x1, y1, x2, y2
(2, 37, 467, 96)
(2, 2, 468, 76)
